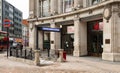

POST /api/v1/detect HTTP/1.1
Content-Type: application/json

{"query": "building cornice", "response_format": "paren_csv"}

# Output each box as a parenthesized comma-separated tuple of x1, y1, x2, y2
(28, 0, 120, 22)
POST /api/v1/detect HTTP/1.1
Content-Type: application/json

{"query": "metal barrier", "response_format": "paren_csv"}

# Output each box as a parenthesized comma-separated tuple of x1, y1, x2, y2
(9, 48, 34, 60)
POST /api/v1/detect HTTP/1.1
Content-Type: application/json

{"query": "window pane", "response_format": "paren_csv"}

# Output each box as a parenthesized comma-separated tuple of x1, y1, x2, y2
(43, 0, 50, 17)
(64, 0, 73, 12)
(92, 0, 100, 5)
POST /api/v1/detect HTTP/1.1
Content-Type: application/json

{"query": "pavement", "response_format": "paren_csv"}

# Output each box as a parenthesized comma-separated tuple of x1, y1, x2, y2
(0, 51, 120, 73)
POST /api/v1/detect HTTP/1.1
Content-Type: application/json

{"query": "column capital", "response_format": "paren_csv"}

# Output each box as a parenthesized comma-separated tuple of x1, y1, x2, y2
(50, 22, 55, 25)
(50, 19, 55, 24)
(74, 14, 80, 21)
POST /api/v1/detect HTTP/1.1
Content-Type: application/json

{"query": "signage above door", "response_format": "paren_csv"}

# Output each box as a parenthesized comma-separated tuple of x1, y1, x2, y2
(38, 27, 61, 32)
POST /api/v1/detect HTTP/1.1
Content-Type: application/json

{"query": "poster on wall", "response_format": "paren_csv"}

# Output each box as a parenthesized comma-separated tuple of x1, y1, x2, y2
(93, 22, 103, 31)
(67, 26, 74, 34)
(99, 22, 103, 31)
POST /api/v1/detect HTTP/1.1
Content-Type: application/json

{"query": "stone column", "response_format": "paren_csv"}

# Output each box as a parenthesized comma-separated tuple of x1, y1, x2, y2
(29, 23, 37, 49)
(34, 50, 40, 66)
(57, 49, 66, 62)
(36, 0, 40, 17)
(74, 0, 83, 9)
(29, 0, 35, 18)
(50, 0, 58, 15)
(63, 0, 65, 13)
(83, 0, 87, 8)
(50, 22, 61, 55)
(102, 4, 120, 62)
(58, 0, 63, 14)
(38, 31, 43, 50)
(40, 1, 43, 17)
(73, 17, 87, 56)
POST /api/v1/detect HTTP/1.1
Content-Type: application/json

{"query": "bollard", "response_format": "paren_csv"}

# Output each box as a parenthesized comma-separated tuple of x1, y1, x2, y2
(34, 50, 40, 66)
(10, 47, 12, 56)
(47, 48, 50, 57)
(16, 49, 18, 57)
(25, 49, 27, 59)
(20, 49, 22, 58)
(30, 49, 33, 60)
(57, 49, 66, 62)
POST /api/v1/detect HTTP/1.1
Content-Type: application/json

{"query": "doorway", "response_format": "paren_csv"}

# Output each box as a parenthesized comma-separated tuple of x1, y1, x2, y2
(62, 34, 74, 55)
(87, 20, 103, 57)
(61, 25, 74, 55)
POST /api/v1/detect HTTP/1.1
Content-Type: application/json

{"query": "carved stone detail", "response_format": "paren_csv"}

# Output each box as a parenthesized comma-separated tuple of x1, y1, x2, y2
(103, 4, 112, 22)
(74, 14, 79, 21)
(51, 11, 58, 16)
(118, 3, 120, 17)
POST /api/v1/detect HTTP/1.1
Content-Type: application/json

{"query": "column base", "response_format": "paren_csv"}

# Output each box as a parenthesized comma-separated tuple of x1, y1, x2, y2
(50, 49, 58, 60)
(73, 51, 80, 57)
(34, 61, 40, 66)
(102, 53, 120, 62)
(73, 51, 87, 57)
(50, 49, 56, 55)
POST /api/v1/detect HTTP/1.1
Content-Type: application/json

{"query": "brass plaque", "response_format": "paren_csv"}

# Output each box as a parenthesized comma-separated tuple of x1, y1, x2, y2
(105, 39, 110, 44)
(51, 41, 54, 44)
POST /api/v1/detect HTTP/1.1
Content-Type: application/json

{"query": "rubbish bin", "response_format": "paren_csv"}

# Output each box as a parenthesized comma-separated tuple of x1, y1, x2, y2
(63, 51, 66, 61)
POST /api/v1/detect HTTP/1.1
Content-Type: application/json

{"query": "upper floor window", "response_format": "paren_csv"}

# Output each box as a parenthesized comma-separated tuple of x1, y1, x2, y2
(42, 0, 50, 17)
(5, 4, 9, 9)
(64, 0, 74, 13)
(92, 0, 101, 5)
(87, 0, 102, 6)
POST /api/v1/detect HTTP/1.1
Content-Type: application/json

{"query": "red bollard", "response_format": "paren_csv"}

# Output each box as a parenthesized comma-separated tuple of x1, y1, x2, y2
(63, 51, 66, 61)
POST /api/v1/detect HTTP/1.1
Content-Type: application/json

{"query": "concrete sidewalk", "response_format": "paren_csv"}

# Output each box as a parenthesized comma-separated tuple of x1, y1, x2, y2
(40, 55, 120, 73)
(0, 52, 120, 73)
(62, 56, 120, 73)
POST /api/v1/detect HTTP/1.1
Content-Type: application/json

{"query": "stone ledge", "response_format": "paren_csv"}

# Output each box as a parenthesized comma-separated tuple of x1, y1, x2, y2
(8, 57, 34, 65)
(28, 0, 117, 22)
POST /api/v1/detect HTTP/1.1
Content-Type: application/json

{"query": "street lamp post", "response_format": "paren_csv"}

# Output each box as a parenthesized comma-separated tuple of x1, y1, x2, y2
(25, 27, 27, 48)
(4, 18, 11, 58)
(6, 27, 9, 58)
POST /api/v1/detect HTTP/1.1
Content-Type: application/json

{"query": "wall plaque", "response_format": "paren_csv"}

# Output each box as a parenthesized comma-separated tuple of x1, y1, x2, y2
(51, 41, 54, 44)
(105, 39, 110, 44)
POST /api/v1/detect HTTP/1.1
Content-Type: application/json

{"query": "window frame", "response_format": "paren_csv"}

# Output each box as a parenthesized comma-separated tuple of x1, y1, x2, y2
(63, 0, 74, 13)
(87, 0, 102, 7)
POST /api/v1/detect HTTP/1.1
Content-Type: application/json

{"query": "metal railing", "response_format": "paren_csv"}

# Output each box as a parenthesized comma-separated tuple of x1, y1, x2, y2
(9, 48, 34, 60)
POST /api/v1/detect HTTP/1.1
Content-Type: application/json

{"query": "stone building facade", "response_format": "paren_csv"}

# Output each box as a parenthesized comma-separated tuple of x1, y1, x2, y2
(28, 0, 120, 62)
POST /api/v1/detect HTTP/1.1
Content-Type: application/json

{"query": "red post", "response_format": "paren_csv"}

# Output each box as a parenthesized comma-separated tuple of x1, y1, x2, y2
(63, 51, 66, 60)
(3, 18, 11, 58)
